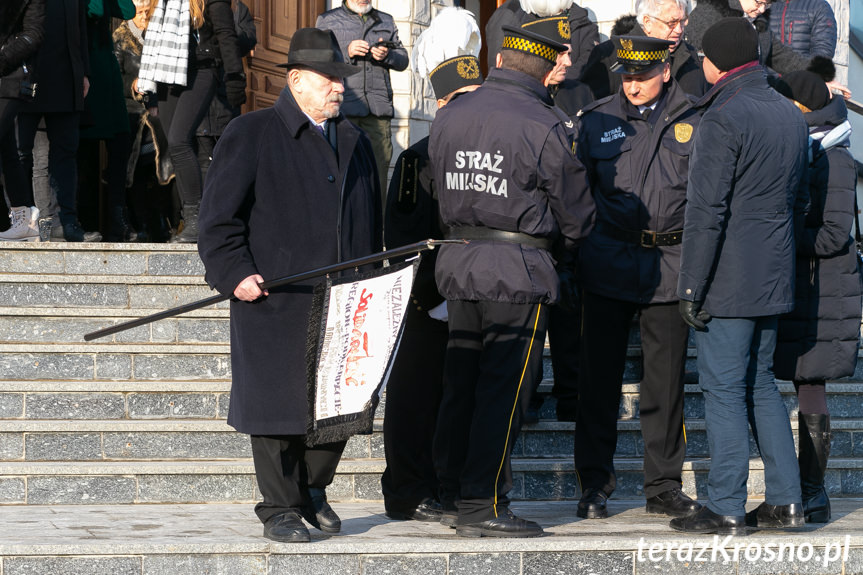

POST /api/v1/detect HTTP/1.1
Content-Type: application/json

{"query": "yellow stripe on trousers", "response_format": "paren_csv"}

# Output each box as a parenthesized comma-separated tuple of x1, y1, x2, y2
(493, 303, 542, 518)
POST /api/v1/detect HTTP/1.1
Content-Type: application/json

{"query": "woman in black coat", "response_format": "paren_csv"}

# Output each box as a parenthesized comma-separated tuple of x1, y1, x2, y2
(0, 0, 44, 241)
(773, 71, 861, 524)
(138, 0, 245, 243)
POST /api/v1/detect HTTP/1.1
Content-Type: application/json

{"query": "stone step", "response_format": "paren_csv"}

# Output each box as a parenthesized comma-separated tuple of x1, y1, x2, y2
(5, 380, 863, 420)
(3, 416, 863, 462)
(0, 243, 204, 277)
(2, 501, 862, 575)
(2, 457, 863, 505)
(536, 381, 863, 420)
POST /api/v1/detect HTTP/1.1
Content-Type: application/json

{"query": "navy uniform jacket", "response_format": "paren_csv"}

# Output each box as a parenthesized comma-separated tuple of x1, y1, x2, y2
(197, 87, 382, 436)
(578, 79, 700, 304)
(430, 67, 595, 305)
(678, 63, 808, 317)
(385, 136, 444, 311)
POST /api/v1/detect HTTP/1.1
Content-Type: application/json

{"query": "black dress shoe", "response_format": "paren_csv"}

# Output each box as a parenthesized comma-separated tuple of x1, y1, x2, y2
(745, 502, 805, 529)
(669, 506, 746, 535)
(577, 487, 608, 519)
(386, 499, 443, 522)
(263, 511, 311, 543)
(302, 487, 341, 533)
(456, 508, 543, 538)
(646, 488, 702, 517)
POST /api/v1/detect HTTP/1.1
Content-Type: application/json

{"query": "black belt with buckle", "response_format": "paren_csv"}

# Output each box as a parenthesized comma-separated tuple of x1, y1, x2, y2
(597, 222, 683, 248)
(445, 226, 553, 251)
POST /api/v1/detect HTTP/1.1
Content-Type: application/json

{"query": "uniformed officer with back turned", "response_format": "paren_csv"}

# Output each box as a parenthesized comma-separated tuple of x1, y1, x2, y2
(430, 25, 595, 538)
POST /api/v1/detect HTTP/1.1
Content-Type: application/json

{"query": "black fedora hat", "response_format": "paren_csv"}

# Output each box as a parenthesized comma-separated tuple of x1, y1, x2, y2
(277, 28, 360, 77)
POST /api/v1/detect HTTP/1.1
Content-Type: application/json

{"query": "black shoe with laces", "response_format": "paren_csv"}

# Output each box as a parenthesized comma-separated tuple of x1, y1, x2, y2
(386, 498, 443, 522)
(645, 488, 701, 517)
(577, 487, 608, 519)
(301, 487, 341, 533)
(263, 511, 310, 543)
(456, 508, 543, 538)
(745, 502, 805, 529)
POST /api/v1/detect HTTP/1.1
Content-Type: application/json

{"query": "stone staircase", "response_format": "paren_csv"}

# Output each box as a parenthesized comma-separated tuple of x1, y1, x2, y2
(2, 242, 863, 573)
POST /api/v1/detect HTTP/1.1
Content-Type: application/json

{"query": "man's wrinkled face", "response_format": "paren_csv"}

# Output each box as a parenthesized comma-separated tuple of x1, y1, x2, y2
(621, 62, 670, 107)
(546, 46, 572, 86)
(346, 0, 372, 15)
(291, 68, 345, 123)
(643, 2, 687, 51)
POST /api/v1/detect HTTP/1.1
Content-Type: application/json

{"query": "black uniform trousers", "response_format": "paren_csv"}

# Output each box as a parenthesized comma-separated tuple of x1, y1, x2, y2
(381, 303, 448, 513)
(574, 290, 688, 499)
(433, 299, 549, 524)
(250, 435, 346, 524)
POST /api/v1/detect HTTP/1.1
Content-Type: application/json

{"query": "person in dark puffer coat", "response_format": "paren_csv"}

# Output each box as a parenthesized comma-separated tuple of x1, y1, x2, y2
(769, 0, 836, 58)
(772, 70, 860, 525)
(686, 0, 825, 77)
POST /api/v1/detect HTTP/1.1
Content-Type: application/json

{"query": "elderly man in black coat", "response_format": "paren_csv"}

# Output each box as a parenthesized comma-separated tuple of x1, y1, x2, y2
(198, 28, 382, 544)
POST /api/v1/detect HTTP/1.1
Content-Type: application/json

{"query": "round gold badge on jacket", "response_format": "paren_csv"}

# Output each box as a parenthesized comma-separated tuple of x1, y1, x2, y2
(675, 123, 693, 143)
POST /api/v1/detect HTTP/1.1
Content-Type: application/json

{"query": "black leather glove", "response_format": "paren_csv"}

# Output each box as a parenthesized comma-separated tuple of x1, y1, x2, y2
(224, 73, 247, 108)
(557, 268, 580, 313)
(679, 300, 711, 331)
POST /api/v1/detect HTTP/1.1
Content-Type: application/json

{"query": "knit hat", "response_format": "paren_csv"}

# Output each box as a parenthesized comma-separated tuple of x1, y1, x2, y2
(701, 17, 759, 72)
(773, 70, 831, 112)
(412, 8, 483, 99)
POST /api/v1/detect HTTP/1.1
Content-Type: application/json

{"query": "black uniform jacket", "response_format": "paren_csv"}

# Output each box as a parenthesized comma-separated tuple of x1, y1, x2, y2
(198, 86, 382, 436)
(578, 79, 701, 304)
(385, 136, 445, 312)
(430, 67, 595, 305)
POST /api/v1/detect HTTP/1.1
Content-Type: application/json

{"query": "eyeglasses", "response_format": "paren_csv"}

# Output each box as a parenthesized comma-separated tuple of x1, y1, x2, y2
(754, 0, 773, 7)
(648, 15, 689, 30)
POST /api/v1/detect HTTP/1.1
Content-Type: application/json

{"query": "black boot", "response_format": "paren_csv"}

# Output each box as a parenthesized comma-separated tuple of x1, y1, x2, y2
(798, 413, 831, 523)
(170, 204, 198, 243)
(105, 206, 138, 242)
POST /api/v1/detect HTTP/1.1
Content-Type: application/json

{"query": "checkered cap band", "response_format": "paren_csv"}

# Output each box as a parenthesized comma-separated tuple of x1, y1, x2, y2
(615, 48, 669, 63)
(502, 36, 558, 63)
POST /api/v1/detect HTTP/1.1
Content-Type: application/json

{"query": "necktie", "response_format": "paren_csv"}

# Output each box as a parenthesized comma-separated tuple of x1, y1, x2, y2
(641, 108, 651, 122)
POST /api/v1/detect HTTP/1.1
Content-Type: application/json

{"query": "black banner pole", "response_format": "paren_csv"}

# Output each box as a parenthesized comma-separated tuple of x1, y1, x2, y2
(83, 239, 462, 341)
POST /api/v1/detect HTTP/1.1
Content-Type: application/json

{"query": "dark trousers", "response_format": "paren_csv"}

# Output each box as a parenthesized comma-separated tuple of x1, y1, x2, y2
(696, 316, 801, 516)
(381, 304, 448, 512)
(574, 290, 688, 498)
(433, 299, 548, 524)
(0, 98, 32, 207)
(159, 66, 218, 208)
(546, 302, 581, 409)
(17, 111, 80, 225)
(250, 435, 346, 524)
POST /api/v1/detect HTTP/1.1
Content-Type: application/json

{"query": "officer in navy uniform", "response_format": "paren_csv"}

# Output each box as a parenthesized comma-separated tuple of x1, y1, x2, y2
(430, 25, 594, 538)
(573, 36, 702, 520)
(519, 15, 583, 424)
(381, 7, 484, 524)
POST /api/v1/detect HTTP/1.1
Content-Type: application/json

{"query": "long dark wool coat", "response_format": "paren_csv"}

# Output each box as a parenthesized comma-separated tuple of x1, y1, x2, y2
(198, 86, 382, 436)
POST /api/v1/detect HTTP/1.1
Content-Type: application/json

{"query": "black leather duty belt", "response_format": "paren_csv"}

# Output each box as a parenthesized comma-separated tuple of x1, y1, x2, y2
(597, 222, 684, 248)
(446, 226, 553, 251)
